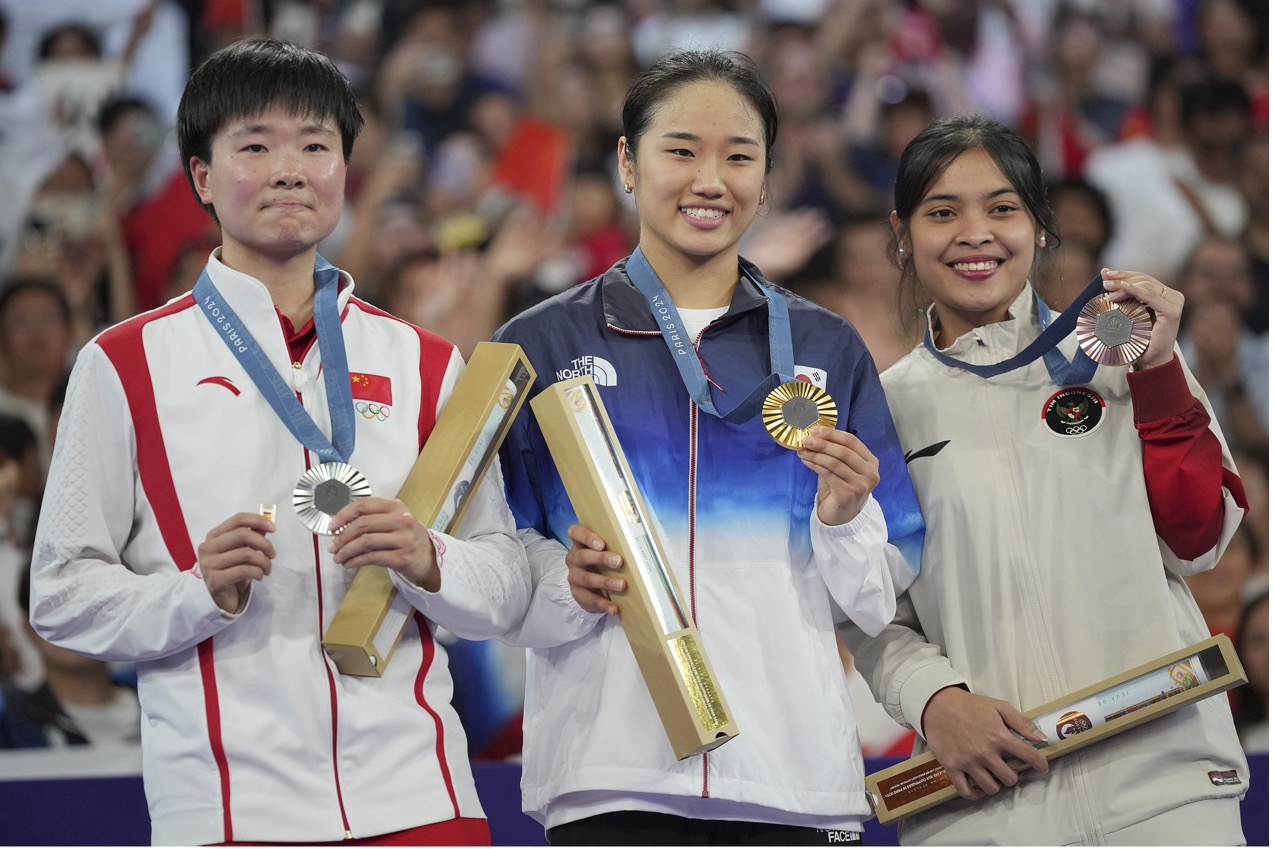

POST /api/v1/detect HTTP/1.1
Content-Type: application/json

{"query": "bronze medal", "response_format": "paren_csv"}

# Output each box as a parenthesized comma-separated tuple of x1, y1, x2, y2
(1075, 294, 1152, 366)
(762, 381, 838, 450)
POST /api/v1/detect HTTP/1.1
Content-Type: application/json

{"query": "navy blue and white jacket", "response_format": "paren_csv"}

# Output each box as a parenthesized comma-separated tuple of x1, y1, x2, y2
(495, 258, 924, 831)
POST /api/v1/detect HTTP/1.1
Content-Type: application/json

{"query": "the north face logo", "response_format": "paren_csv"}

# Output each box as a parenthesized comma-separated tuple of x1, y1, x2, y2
(555, 355, 617, 386)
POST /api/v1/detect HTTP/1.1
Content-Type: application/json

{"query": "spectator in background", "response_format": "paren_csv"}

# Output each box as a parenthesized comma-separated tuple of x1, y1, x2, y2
(0, 414, 42, 691)
(1037, 176, 1113, 307)
(32, 3, 156, 160)
(15, 151, 133, 348)
(762, 28, 878, 218)
(1235, 132, 1267, 334)
(96, 95, 216, 312)
(1193, 0, 1268, 119)
(1232, 450, 1269, 570)
(1086, 73, 1249, 282)
(783, 213, 915, 373)
(0, 277, 73, 474)
(0, 6, 67, 284)
(1185, 521, 1261, 641)
(382, 2, 502, 161)
(1175, 233, 1268, 457)
(1020, 6, 1134, 181)
(1233, 585, 1268, 753)
(0, 567, 141, 749)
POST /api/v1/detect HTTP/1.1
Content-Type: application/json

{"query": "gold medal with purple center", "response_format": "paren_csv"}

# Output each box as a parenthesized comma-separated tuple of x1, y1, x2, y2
(762, 381, 838, 450)
(293, 462, 371, 534)
(1075, 294, 1153, 366)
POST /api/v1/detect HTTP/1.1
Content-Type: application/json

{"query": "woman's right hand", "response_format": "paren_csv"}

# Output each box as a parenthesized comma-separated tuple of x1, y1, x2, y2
(564, 524, 626, 616)
(921, 685, 1050, 799)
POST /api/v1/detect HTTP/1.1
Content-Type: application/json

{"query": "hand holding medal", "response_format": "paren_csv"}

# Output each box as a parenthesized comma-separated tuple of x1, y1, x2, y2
(794, 425, 881, 527)
(326, 496, 441, 592)
(1091, 269, 1182, 371)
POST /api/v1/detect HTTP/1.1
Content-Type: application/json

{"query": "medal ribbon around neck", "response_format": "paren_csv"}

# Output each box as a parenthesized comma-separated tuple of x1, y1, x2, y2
(923, 274, 1104, 387)
(194, 255, 356, 464)
(626, 246, 795, 423)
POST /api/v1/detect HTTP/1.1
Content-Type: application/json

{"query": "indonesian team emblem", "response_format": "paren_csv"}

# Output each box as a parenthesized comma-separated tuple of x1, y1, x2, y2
(1042, 387, 1105, 438)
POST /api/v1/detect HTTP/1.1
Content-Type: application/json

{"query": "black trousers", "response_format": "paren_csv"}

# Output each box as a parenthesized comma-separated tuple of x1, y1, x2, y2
(547, 811, 863, 846)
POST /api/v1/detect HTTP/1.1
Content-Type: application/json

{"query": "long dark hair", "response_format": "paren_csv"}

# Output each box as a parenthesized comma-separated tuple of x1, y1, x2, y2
(889, 115, 1060, 338)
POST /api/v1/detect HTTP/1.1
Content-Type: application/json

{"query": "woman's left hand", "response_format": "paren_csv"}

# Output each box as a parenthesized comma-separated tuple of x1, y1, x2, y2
(329, 497, 439, 591)
(798, 426, 880, 526)
(1101, 268, 1183, 370)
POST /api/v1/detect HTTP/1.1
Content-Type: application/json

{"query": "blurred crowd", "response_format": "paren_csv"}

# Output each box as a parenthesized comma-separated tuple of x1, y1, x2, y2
(0, 0, 1266, 756)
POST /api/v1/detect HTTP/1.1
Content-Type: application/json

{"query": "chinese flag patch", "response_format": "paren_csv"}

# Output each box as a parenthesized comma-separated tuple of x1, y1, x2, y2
(350, 372, 392, 405)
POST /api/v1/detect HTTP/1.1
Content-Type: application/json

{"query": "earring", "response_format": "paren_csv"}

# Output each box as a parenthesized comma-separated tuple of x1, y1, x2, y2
(623, 184, 633, 194)
(759, 190, 767, 205)
(1038, 235, 1046, 246)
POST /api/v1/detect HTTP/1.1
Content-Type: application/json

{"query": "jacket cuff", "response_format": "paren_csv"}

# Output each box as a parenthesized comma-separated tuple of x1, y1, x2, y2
(814, 494, 884, 539)
(899, 662, 969, 739)
(1127, 355, 1195, 424)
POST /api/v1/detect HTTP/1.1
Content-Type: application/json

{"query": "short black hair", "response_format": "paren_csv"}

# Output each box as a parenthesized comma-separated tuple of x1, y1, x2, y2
(0, 414, 36, 465)
(177, 37, 364, 216)
(1180, 77, 1251, 128)
(621, 49, 779, 173)
(38, 22, 102, 60)
(97, 95, 157, 139)
(1047, 176, 1114, 255)
(0, 276, 72, 328)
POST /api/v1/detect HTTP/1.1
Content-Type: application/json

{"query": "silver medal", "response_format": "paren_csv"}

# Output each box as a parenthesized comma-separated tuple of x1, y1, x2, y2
(293, 462, 371, 534)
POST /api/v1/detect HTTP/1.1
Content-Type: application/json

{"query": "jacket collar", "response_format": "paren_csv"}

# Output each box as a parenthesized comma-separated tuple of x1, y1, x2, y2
(601, 254, 773, 333)
(925, 283, 1039, 358)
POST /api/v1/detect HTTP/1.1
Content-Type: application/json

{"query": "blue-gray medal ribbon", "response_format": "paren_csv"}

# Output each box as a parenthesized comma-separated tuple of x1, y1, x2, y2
(924, 275, 1108, 386)
(194, 255, 368, 534)
(627, 247, 832, 449)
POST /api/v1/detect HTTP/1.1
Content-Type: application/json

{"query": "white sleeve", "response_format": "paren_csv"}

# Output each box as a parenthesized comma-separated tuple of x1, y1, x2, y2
(838, 593, 969, 737)
(390, 459, 532, 639)
(496, 526, 605, 649)
(810, 494, 907, 637)
(388, 346, 531, 639)
(29, 344, 233, 662)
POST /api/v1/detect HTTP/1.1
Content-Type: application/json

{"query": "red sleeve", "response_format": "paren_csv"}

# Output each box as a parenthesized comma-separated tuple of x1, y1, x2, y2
(1129, 355, 1248, 560)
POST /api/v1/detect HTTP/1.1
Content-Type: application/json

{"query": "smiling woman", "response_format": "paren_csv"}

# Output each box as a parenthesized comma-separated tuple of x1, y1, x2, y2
(841, 116, 1252, 846)
(492, 50, 925, 846)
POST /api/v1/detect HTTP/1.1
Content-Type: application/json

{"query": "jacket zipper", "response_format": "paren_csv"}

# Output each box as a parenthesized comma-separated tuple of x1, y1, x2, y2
(984, 361, 1101, 842)
(688, 400, 710, 798)
(295, 371, 355, 840)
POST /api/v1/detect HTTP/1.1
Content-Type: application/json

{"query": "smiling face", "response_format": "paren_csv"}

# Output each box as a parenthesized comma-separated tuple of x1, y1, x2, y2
(898, 148, 1042, 345)
(190, 107, 346, 274)
(618, 79, 766, 277)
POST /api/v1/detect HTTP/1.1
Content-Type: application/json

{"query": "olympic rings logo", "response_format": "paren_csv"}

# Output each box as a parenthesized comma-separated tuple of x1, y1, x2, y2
(356, 401, 390, 421)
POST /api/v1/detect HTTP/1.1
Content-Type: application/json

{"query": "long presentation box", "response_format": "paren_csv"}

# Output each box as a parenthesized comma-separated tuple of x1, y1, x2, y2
(866, 634, 1246, 825)
(321, 342, 535, 677)
(530, 376, 740, 760)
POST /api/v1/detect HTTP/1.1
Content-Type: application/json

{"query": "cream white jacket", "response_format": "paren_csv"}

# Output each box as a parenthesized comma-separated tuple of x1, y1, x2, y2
(841, 287, 1248, 845)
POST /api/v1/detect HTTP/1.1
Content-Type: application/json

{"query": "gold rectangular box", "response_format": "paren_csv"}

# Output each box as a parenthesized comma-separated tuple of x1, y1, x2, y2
(866, 634, 1246, 825)
(321, 342, 535, 676)
(530, 376, 739, 760)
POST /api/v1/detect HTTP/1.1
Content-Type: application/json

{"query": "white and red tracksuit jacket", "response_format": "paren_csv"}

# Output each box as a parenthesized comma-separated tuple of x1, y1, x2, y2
(30, 252, 530, 845)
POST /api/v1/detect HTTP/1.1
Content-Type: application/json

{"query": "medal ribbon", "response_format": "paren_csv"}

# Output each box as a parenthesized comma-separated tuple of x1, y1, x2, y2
(626, 247, 795, 423)
(194, 255, 356, 464)
(923, 274, 1103, 386)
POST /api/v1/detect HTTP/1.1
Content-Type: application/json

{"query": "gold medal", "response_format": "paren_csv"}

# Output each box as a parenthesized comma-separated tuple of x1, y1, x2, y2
(1075, 294, 1152, 366)
(762, 381, 838, 450)
(293, 462, 371, 535)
